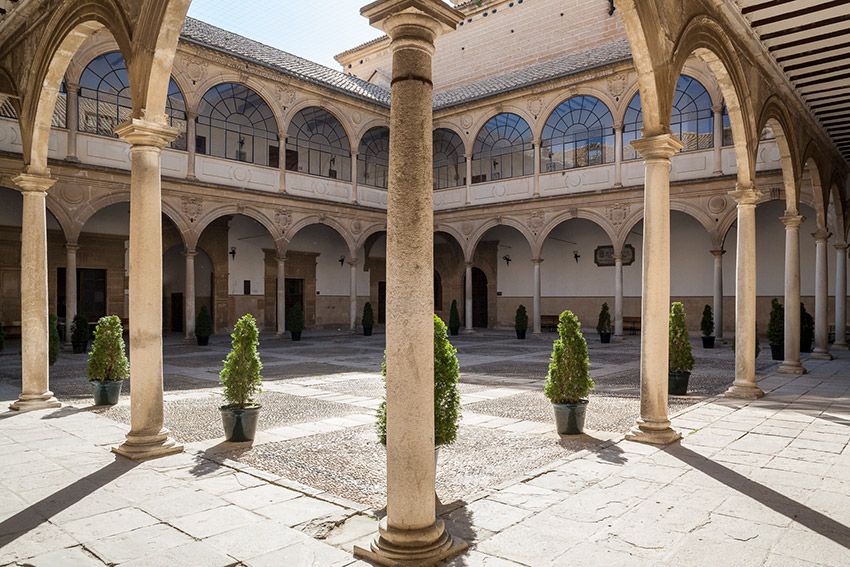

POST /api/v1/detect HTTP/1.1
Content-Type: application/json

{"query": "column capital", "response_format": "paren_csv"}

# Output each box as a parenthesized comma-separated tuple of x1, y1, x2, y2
(630, 133, 683, 160)
(184, 247, 197, 258)
(185, 110, 198, 121)
(13, 172, 56, 194)
(115, 118, 177, 148)
(531, 257, 543, 265)
(812, 229, 831, 242)
(66, 81, 79, 92)
(710, 249, 726, 257)
(612, 254, 622, 262)
(347, 257, 359, 266)
(613, 122, 623, 131)
(711, 103, 724, 114)
(780, 214, 804, 229)
(276, 255, 287, 264)
(465, 261, 473, 268)
(362, 0, 462, 42)
(729, 184, 763, 206)
(834, 243, 848, 251)
(65, 242, 80, 252)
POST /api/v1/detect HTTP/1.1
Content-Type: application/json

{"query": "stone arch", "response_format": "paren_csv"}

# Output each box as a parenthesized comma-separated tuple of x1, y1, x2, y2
(64, 32, 121, 87)
(469, 105, 537, 145)
(71, 192, 189, 247)
(756, 97, 800, 212)
(434, 223, 467, 257)
(828, 184, 845, 242)
(467, 217, 534, 262)
(799, 151, 828, 231)
(189, 74, 285, 136)
(192, 204, 285, 254)
(432, 121, 467, 151)
(534, 86, 619, 142)
(42, 195, 76, 242)
(354, 222, 389, 253)
(282, 99, 356, 151)
(286, 216, 356, 258)
(615, 202, 712, 254)
(354, 117, 391, 148)
(534, 210, 617, 258)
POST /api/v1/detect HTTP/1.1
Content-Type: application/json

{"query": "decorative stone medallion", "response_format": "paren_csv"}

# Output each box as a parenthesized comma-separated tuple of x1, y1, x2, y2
(707, 195, 727, 215)
(181, 196, 202, 223)
(606, 203, 630, 228)
(607, 74, 627, 99)
(528, 211, 545, 234)
(275, 208, 292, 231)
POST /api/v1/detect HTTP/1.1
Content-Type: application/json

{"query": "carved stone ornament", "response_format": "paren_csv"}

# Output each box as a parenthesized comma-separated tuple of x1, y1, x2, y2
(275, 208, 293, 230)
(278, 86, 297, 107)
(707, 195, 727, 215)
(607, 74, 627, 99)
(181, 196, 203, 223)
(527, 98, 543, 117)
(528, 211, 545, 234)
(351, 219, 363, 235)
(186, 60, 207, 83)
(461, 115, 473, 130)
(351, 111, 362, 125)
(569, 207, 579, 219)
(606, 203, 630, 227)
(769, 187, 781, 201)
(461, 222, 474, 236)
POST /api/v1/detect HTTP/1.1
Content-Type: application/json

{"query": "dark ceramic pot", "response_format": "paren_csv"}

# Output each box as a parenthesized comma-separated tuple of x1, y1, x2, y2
(552, 400, 588, 435)
(668, 371, 690, 396)
(449, 327, 459, 336)
(770, 344, 784, 361)
(92, 380, 122, 406)
(196, 335, 210, 346)
(220, 406, 261, 442)
(364, 327, 373, 337)
(516, 329, 527, 340)
(600, 332, 611, 344)
(702, 336, 715, 349)
(72, 341, 88, 354)
(291, 331, 302, 341)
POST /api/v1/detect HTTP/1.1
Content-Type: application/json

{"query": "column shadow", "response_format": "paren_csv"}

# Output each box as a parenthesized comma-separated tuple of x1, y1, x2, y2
(664, 443, 850, 549)
(0, 457, 138, 548)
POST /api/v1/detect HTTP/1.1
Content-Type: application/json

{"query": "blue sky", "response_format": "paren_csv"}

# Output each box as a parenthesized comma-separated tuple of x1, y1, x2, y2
(186, 1, 387, 69)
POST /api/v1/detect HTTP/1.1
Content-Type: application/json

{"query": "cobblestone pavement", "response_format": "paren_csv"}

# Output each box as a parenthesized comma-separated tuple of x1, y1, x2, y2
(1, 334, 848, 565)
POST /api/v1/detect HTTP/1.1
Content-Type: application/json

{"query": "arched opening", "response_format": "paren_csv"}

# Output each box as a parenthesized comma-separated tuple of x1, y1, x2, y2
(285, 107, 351, 181)
(541, 95, 615, 172)
(163, 246, 213, 334)
(433, 128, 465, 189)
(470, 268, 488, 328)
(472, 113, 533, 183)
(669, 211, 713, 332)
(196, 82, 279, 166)
(433, 231, 465, 322)
(358, 126, 389, 189)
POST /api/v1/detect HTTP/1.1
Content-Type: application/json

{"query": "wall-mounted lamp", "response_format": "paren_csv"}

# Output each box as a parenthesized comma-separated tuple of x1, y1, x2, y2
(229, 247, 237, 260)
(502, 255, 512, 266)
(573, 250, 581, 263)
(339, 255, 346, 267)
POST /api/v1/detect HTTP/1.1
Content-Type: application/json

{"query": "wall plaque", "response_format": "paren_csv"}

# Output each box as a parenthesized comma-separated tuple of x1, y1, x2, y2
(594, 244, 635, 267)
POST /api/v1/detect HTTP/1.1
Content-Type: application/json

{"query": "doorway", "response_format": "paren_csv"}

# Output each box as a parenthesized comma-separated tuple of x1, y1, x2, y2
(284, 278, 304, 330)
(472, 267, 488, 328)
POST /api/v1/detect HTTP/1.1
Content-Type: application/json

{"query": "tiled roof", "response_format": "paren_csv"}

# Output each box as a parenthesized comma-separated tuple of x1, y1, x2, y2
(433, 38, 633, 110)
(180, 18, 392, 106)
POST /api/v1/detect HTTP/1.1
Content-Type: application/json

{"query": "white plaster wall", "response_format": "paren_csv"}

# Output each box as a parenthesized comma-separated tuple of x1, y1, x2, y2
(289, 224, 367, 295)
(82, 203, 130, 235)
(540, 219, 615, 296)
(227, 215, 274, 295)
(669, 212, 713, 297)
(0, 188, 60, 232)
(488, 226, 533, 295)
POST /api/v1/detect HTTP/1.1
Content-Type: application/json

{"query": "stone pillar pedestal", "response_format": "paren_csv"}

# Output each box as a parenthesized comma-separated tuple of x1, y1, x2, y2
(464, 262, 473, 331)
(614, 255, 623, 336)
(725, 186, 765, 399)
(532, 258, 542, 334)
(112, 119, 182, 460)
(65, 243, 79, 345)
(813, 229, 833, 359)
(349, 258, 358, 331)
(184, 248, 196, 342)
(625, 134, 683, 445)
(710, 249, 724, 339)
(10, 173, 61, 411)
(354, 2, 467, 565)
(778, 214, 805, 374)
(834, 244, 848, 347)
(277, 256, 286, 336)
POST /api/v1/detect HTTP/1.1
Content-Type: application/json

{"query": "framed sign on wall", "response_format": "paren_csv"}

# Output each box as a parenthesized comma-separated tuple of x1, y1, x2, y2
(594, 244, 635, 267)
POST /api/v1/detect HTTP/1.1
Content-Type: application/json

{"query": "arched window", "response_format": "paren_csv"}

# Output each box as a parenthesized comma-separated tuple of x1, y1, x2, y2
(358, 127, 389, 189)
(472, 113, 533, 183)
(79, 51, 186, 149)
(541, 96, 615, 171)
(197, 83, 278, 166)
(722, 105, 733, 147)
(622, 75, 714, 160)
(433, 128, 465, 190)
(285, 107, 351, 181)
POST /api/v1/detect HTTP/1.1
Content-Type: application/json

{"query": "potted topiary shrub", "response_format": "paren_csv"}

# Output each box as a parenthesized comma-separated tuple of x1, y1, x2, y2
(377, 315, 461, 465)
(195, 305, 212, 346)
(219, 313, 263, 442)
(87, 315, 129, 406)
(287, 303, 304, 341)
(515, 304, 528, 339)
(448, 300, 460, 336)
(701, 304, 715, 349)
(71, 314, 90, 354)
(668, 302, 694, 395)
(768, 298, 784, 361)
(544, 310, 594, 435)
(800, 303, 814, 353)
(596, 302, 612, 343)
(362, 302, 374, 336)
(49, 314, 59, 366)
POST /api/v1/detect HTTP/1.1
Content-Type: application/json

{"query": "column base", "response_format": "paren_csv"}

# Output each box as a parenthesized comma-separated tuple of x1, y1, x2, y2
(777, 362, 807, 375)
(9, 392, 61, 412)
(724, 382, 764, 399)
(112, 429, 183, 461)
(811, 350, 833, 360)
(353, 518, 468, 566)
(833, 341, 847, 348)
(625, 419, 681, 445)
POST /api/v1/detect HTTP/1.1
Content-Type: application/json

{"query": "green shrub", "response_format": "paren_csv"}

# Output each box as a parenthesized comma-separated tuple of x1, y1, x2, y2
(219, 313, 263, 408)
(544, 310, 594, 404)
(700, 304, 714, 337)
(515, 305, 528, 332)
(71, 314, 89, 344)
(49, 314, 59, 366)
(362, 302, 374, 329)
(195, 305, 213, 338)
(287, 303, 305, 333)
(800, 303, 814, 352)
(86, 315, 129, 382)
(377, 315, 461, 447)
(449, 300, 460, 331)
(767, 298, 784, 347)
(669, 302, 694, 373)
(596, 302, 612, 334)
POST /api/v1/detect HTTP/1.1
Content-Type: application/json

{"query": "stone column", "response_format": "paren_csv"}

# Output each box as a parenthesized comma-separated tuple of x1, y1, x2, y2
(778, 214, 805, 374)
(66, 83, 80, 162)
(355, 2, 466, 564)
(834, 243, 848, 347)
(112, 119, 182, 460)
(464, 152, 472, 205)
(277, 255, 286, 336)
(10, 173, 61, 411)
(813, 229, 833, 359)
(65, 242, 79, 345)
(464, 261, 473, 331)
(614, 254, 623, 336)
(532, 258, 542, 334)
(710, 249, 724, 339)
(184, 248, 196, 341)
(351, 152, 359, 204)
(712, 103, 723, 174)
(725, 186, 765, 398)
(186, 111, 197, 180)
(532, 136, 541, 198)
(349, 257, 358, 331)
(613, 123, 623, 187)
(625, 134, 682, 445)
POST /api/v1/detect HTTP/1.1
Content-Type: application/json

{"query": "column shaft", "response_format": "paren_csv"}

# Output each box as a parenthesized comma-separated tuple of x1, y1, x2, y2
(532, 138, 541, 198)
(614, 256, 623, 336)
(464, 262, 473, 331)
(186, 112, 197, 180)
(277, 256, 286, 335)
(778, 215, 804, 374)
(351, 153, 359, 204)
(813, 230, 832, 359)
(711, 250, 724, 339)
(626, 134, 682, 444)
(532, 259, 542, 334)
(350, 258, 358, 331)
(10, 174, 60, 411)
(184, 249, 196, 341)
(66, 83, 79, 161)
(613, 124, 623, 187)
(464, 153, 472, 205)
(835, 244, 847, 347)
(712, 104, 723, 174)
(65, 243, 79, 345)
